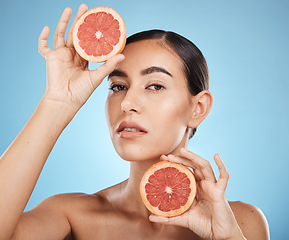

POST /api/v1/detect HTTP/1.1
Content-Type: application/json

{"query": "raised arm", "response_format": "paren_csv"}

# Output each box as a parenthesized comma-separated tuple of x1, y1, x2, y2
(0, 4, 124, 240)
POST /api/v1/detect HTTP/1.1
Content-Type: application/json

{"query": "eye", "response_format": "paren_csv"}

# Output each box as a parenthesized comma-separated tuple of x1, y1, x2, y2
(109, 84, 127, 92)
(146, 84, 165, 91)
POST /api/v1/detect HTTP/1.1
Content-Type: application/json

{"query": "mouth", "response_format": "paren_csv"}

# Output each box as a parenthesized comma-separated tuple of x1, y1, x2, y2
(122, 127, 145, 132)
(117, 121, 147, 138)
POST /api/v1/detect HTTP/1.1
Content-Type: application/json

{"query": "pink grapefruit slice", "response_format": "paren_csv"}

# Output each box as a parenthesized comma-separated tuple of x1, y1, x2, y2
(73, 7, 126, 62)
(140, 161, 196, 217)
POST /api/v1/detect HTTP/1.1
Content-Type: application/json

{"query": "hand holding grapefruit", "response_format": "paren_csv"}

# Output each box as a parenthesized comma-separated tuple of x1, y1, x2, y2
(38, 4, 125, 114)
(146, 149, 235, 240)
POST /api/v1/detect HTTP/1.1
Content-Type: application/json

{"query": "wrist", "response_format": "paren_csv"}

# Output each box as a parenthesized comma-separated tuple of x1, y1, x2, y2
(213, 227, 246, 240)
(210, 199, 246, 240)
(224, 230, 246, 240)
(214, 232, 246, 240)
(38, 96, 77, 129)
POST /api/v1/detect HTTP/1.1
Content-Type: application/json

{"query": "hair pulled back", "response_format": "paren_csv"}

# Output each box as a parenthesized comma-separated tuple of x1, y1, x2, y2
(126, 30, 209, 138)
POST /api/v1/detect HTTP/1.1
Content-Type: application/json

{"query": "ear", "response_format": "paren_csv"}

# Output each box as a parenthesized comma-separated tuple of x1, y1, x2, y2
(188, 90, 213, 129)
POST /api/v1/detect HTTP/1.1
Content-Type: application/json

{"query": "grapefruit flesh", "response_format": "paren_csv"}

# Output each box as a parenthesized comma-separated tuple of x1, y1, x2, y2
(140, 161, 196, 217)
(73, 7, 126, 62)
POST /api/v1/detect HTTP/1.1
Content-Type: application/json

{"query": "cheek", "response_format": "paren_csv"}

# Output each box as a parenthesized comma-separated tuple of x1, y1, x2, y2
(151, 97, 191, 143)
(156, 97, 191, 127)
(105, 98, 111, 125)
(105, 96, 118, 134)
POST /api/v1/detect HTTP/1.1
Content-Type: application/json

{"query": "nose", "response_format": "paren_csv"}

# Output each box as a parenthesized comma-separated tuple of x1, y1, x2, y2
(121, 88, 142, 113)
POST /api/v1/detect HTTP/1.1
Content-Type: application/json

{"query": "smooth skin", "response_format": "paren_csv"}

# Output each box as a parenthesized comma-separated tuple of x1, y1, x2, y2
(0, 4, 269, 240)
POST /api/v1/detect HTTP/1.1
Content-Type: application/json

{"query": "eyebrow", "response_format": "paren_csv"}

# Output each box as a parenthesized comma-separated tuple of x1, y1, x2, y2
(108, 66, 173, 80)
(108, 70, 128, 79)
(141, 66, 173, 77)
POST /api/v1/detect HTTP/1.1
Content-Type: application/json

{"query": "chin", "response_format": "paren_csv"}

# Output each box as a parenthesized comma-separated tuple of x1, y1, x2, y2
(113, 140, 182, 162)
(114, 145, 160, 162)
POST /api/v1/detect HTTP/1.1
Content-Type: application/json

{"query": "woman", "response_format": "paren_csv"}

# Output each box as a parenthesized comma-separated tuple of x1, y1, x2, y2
(0, 4, 269, 240)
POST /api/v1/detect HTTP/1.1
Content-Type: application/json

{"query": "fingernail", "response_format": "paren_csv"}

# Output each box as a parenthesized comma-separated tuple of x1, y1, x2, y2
(149, 215, 156, 221)
(180, 148, 188, 152)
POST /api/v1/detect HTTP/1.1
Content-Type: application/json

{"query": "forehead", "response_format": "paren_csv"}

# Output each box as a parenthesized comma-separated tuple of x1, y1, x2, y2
(117, 40, 185, 78)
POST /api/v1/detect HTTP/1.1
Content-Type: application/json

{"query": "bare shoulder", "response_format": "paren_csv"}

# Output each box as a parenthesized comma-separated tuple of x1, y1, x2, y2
(229, 201, 270, 240)
(15, 193, 105, 240)
(40, 192, 109, 219)
(48, 192, 106, 208)
(29, 192, 105, 213)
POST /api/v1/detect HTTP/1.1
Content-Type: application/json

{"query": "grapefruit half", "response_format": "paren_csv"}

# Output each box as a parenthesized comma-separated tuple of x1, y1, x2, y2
(73, 7, 126, 62)
(140, 161, 196, 217)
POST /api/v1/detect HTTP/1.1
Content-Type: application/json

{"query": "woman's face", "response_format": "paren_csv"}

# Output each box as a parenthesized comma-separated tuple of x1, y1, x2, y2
(105, 40, 194, 161)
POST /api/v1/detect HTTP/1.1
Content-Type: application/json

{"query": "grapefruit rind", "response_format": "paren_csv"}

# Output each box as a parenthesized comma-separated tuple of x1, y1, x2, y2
(73, 7, 126, 63)
(140, 161, 196, 217)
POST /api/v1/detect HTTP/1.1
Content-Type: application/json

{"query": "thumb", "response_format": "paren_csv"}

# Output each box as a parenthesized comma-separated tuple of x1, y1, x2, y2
(149, 214, 188, 228)
(89, 54, 125, 89)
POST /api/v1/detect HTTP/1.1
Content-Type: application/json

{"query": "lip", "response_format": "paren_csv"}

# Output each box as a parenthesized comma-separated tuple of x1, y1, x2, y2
(117, 121, 148, 139)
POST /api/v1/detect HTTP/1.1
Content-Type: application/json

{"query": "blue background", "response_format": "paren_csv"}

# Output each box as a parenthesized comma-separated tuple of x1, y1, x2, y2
(0, 0, 288, 239)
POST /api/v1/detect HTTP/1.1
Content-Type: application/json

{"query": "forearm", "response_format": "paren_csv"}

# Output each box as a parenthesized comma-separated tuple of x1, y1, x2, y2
(0, 97, 75, 239)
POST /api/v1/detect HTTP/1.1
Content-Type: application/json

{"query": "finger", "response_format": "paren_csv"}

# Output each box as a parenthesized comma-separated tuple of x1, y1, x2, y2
(166, 154, 205, 180)
(54, 7, 72, 49)
(149, 214, 188, 229)
(38, 26, 52, 58)
(89, 54, 125, 89)
(160, 154, 168, 161)
(193, 169, 205, 181)
(66, 4, 88, 47)
(180, 148, 216, 182)
(167, 154, 195, 168)
(214, 154, 230, 190)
